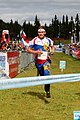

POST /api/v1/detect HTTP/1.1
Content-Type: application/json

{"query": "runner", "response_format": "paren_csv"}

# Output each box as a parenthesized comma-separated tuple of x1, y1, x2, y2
(27, 26, 54, 98)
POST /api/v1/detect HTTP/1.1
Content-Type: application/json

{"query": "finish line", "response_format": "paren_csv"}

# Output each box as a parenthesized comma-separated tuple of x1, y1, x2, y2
(0, 73, 80, 90)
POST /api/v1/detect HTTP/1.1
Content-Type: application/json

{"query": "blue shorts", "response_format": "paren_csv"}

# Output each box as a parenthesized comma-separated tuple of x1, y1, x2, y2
(35, 61, 50, 76)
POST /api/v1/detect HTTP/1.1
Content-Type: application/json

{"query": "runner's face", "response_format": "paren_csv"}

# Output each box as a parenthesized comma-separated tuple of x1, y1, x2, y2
(38, 31, 46, 39)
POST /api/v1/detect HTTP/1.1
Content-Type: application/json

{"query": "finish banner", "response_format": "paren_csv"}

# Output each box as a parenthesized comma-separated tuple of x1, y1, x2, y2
(0, 73, 80, 90)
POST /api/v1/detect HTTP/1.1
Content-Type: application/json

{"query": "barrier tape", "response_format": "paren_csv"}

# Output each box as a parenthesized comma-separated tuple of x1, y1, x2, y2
(0, 73, 80, 90)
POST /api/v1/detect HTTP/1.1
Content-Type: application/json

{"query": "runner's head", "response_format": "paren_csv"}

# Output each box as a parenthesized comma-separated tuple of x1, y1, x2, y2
(38, 26, 46, 39)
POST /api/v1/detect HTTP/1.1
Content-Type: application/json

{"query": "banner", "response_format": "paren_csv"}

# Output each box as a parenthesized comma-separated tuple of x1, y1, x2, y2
(0, 52, 8, 79)
(0, 73, 80, 90)
(7, 51, 20, 78)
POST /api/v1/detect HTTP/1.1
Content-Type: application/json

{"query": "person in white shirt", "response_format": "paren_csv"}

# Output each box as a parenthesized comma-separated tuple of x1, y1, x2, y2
(27, 26, 54, 98)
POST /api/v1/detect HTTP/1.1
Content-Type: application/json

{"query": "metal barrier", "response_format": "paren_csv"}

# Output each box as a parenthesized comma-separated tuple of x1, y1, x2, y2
(20, 51, 34, 69)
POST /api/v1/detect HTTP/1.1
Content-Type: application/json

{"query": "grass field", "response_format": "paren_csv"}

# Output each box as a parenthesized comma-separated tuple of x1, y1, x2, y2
(0, 52, 80, 120)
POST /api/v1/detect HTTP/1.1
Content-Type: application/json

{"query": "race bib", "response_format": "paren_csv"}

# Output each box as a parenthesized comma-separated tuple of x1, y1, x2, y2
(38, 51, 47, 60)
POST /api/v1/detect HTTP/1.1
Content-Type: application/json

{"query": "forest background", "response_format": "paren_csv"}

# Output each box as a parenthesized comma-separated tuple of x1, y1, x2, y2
(0, 14, 80, 43)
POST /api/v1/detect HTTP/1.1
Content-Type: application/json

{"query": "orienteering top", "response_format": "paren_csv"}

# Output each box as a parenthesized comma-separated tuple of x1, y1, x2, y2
(29, 36, 53, 64)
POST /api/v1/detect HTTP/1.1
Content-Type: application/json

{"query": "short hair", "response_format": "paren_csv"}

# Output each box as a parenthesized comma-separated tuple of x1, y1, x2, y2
(38, 26, 45, 30)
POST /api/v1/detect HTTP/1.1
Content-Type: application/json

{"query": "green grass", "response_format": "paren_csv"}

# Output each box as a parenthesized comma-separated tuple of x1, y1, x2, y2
(0, 52, 80, 120)
(54, 39, 71, 45)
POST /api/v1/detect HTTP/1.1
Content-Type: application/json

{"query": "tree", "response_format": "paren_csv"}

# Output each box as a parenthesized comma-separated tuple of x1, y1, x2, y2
(34, 15, 41, 36)
(60, 15, 70, 39)
(62, 15, 65, 24)
(65, 15, 69, 39)
(52, 15, 59, 37)
(75, 14, 80, 42)
(34, 15, 40, 27)
(75, 13, 79, 23)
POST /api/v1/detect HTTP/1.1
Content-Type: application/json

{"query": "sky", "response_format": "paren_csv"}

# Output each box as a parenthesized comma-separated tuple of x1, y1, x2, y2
(0, 0, 80, 25)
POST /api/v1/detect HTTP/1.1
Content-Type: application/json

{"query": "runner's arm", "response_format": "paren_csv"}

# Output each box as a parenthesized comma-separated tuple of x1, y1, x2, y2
(27, 47, 43, 55)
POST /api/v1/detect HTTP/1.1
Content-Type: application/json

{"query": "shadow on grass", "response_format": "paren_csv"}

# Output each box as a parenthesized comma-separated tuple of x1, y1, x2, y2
(75, 93, 80, 96)
(23, 91, 50, 104)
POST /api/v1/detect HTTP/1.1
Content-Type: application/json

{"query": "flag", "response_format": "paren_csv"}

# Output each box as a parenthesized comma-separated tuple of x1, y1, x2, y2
(19, 30, 29, 49)
(20, 30, 26, 40)
(20, 38, 29, 49)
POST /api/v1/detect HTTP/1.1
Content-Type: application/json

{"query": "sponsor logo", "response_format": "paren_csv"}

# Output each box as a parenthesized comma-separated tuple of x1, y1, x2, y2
(74, 111, 80, 120)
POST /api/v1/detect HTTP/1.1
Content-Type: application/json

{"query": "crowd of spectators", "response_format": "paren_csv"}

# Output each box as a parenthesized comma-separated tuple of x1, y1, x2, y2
(0, 40, 27, 51)
(0, 29, 30, 51)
